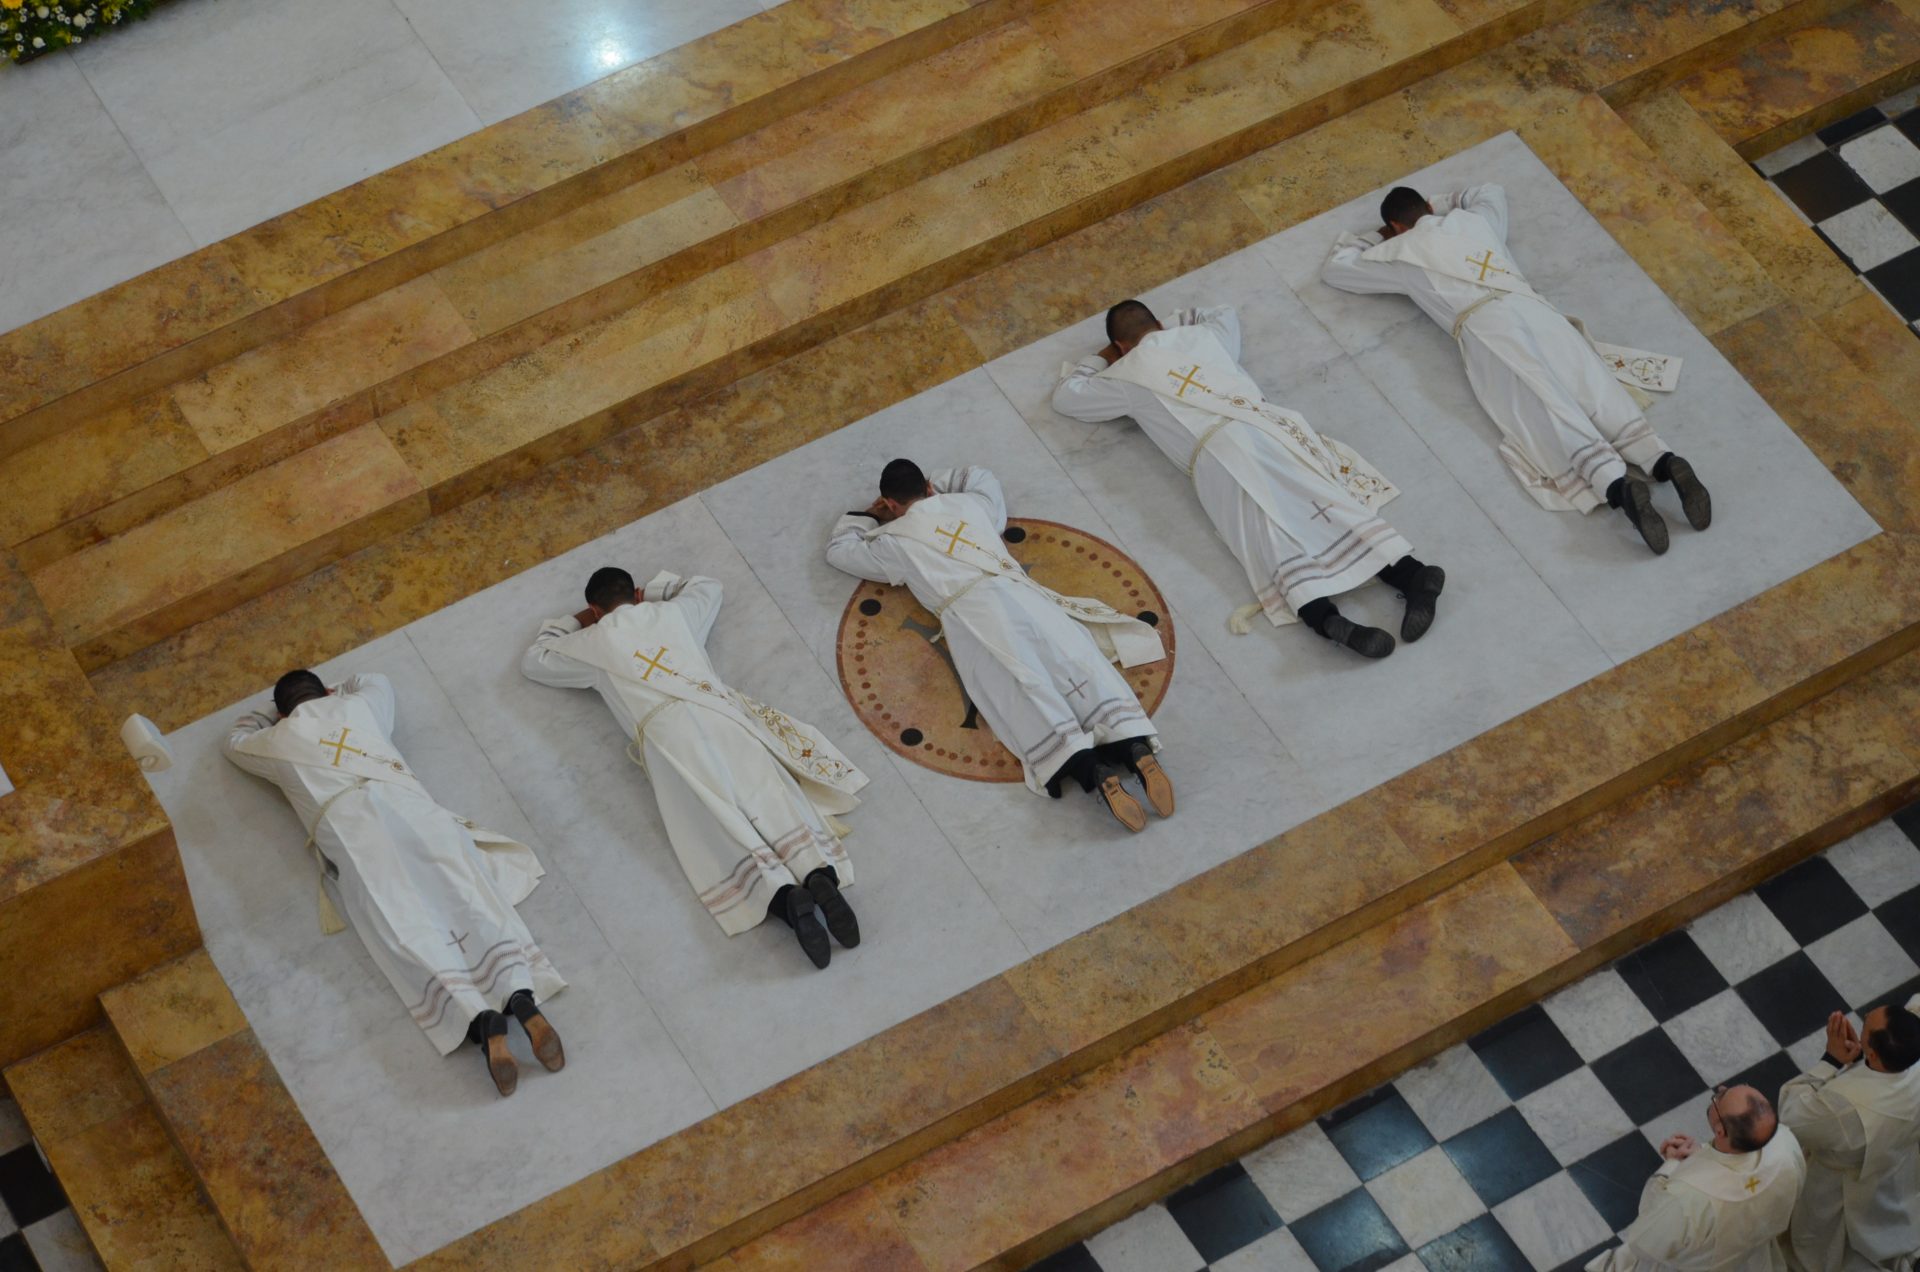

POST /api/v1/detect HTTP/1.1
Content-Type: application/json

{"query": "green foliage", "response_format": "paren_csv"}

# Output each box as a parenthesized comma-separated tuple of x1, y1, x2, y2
(1, 0, 163, 63)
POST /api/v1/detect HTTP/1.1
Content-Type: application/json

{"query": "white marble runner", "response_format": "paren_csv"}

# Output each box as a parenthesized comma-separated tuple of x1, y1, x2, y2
(139, 133, 1877, 1261)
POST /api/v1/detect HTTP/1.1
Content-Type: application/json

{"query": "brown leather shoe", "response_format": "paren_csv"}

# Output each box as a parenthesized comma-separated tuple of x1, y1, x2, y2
(476, 1012, 517, 1097)
(1099, 775, 1148, 832)
(508, 990, 565, 1073)
(1133, 754, 1175, 818)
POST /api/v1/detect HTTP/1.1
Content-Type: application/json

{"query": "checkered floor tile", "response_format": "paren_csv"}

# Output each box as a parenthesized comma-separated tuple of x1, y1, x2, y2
(1033, 805, 1920, 1272)
(1756, 86, 1920, 334)
(0, 1098, 98, 1272)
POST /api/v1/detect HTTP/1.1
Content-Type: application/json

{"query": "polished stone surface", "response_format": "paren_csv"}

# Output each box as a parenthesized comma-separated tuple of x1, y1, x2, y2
(135, 130, 1887, 1260)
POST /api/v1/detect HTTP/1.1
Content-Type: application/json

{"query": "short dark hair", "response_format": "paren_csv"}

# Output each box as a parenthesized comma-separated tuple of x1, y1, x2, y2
(273, 669, 327, 718)
(1106, 299, 1158, 346)
(1869, 1006, 1920, 1072)
(584, 566, 635, 611)
(1721, 1092, 1777, 1153)
(1380, 186, 1430, 229)
(880, 458, 928, 503)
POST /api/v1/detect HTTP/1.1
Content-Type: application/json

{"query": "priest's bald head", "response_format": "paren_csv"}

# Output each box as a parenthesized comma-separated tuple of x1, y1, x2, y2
(274, 669, 327, 718)
(1708, 1084, 1778, 1154)
(1864, 1001, 1920, 1072)
(584, 566, 639, 616)
(1380, 186, 1433, 239)
(1106, 300, 1162, 354)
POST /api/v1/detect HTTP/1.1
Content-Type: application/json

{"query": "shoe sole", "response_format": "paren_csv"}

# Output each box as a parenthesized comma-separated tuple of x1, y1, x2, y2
(1626, 482, 1669, 554)
(1101, 781, 1148, 832)
(1347, 627, 1396, 659)
(1399, 567, 1445, 644)
(816, 892, 861, 948)
(796, 913, 832, 969)
(1666, 458, 1711, 531)
(522, 1012, 566, 1073)
(1133, 755, 1175, 817)
(485, 1035, 518, 1097)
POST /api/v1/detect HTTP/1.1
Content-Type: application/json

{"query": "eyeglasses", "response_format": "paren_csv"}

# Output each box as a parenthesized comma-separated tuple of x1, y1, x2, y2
(1708, 1084, 1728, 1119)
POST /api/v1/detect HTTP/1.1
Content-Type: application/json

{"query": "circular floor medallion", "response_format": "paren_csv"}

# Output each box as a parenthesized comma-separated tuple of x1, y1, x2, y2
(834, 518, 1176, 781)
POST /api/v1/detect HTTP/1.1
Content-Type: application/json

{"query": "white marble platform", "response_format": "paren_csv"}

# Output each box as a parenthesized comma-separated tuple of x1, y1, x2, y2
(0, 0, 771, 335)
(140, 133, 1877, 1262)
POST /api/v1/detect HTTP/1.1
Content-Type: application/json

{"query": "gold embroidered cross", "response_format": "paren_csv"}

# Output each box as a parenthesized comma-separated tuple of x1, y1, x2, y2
(1167, 365, 1204, 398)
(319, 728, 366, 768)
(634, 646, 672, 681)
(1466, 249, 1508, 282)
(1744, 1176, 1760, 1194)
(934, 522, 983, 557)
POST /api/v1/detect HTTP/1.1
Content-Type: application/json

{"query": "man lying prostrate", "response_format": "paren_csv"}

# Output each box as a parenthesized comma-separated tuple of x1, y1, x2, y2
(522, 567, 868, 970)
(1324, 183, 1711, 555)
(1054, 298, 1445, 658)
(826, 459, 1174, 832)
(225, 669, 566, 1098)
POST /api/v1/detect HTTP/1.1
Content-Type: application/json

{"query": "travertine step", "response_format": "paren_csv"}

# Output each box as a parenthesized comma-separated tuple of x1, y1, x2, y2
(5, 1027, 243, 1271)
(1669, 0, 1920, 156)
(96, 951, 387, 1269)
(718, 646, 1920, 1271)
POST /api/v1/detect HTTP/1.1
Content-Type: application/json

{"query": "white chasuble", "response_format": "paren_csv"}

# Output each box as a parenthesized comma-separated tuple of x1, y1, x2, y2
(1324, 184, 1674, 513)
(522, 573, 866, 935)
(1589, 1131, 1806, 1272)
(1094, 321, 1409, 628)
(826, 466, 1161, 793)
(225, 673, 565, 1056)
(1782, 1010, 1920, 1272)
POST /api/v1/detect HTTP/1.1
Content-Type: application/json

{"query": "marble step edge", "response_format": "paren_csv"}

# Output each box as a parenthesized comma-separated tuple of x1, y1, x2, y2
(3, 1022, 245, 1272)
(725, 650, 1920, 1272)
(1, 0, 1346, 575)
(36, 0, 1619, 670)
(1594, 0, 1866, 110)
(404, 534, 1920, 1271)
(94, 949, 389, 1269)
(0, 0, 1053, 461)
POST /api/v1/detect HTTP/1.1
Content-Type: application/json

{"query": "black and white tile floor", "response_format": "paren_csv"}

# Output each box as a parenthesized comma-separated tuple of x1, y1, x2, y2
(1757, 85, 1920, 334)
(1031, 802, 1920, 1272)
(0, 1097, 96, 1272)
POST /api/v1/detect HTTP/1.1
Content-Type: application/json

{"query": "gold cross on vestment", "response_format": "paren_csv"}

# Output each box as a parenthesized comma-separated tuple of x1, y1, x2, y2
(1466, 249, 1508, 282)
(634, 646, 672, 681)
(319, 728, 367, 768)
(1167, 365, 1204, 398)
(934, 522, 983, 557)
(1744, 1177, 1760, 1194)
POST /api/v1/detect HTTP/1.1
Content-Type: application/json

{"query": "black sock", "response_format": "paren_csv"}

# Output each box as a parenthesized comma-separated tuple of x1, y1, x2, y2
(1375, 555, 1428, 593)
(1045, 749, 1101, 798)
(1606, 477, 1627, 509)
(467, 1012, 496, 1047)
(769, 884, 798, 926)
(1092, 738, 1150, 773)
(1298, 597, 1339, 636)
(1651, 452, 1675, 482)
(805, 866, 839, 890)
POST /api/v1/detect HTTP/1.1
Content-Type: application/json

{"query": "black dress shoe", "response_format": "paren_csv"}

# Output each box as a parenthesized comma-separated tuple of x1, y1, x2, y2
(1322, 612, 1395, 658)
(805, 869, 861, 949)
(506, 989, 565, 1073)
(1662, 455, 1711, 531)
(1620, 478, 1669, 554)
(779, 885, 832, 969)
(473, 1010, 517, 1097)
(1397, 565, 1446, 643)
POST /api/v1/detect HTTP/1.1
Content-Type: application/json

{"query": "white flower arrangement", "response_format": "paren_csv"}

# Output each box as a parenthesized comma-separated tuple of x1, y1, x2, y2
(1, 0, 156, 61)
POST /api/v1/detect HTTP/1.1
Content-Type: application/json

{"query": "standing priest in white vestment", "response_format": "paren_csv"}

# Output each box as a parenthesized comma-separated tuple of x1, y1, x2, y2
(1780, 998, 1920, 1272)
(225, 669, 567, 1098)
(522, 567, 869, 969)
(1052, 298, 1446, 659)
(1323, 183, 1712, 555)
(1590, 1084, 1805, 1272)
(826, 460, 1174, 832)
